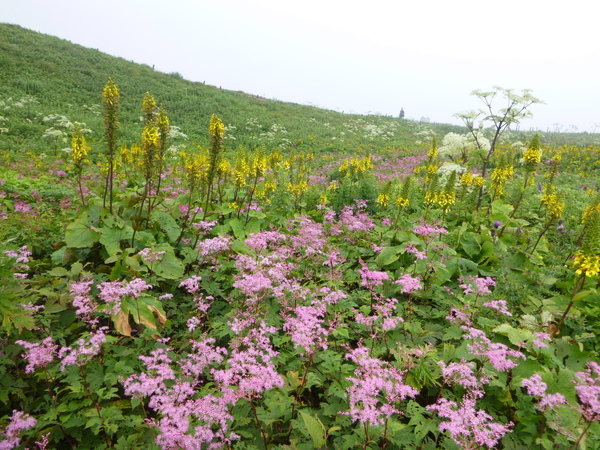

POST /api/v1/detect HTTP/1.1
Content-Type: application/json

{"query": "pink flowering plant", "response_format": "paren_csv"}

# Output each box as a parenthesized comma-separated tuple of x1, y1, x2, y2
(3, 79, 600, 450)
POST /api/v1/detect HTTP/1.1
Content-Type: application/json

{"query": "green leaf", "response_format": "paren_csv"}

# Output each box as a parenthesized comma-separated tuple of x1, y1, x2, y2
(493, 323, 532, 347)
(376, 246, 401, 267)
(151, 210, 182, 243)
(65, 212, 100, 248)
(460, 232, 481, 258)
(146, 243, 184, 279)
(99, 225, 134, 257)
(298, 410, 326, 448)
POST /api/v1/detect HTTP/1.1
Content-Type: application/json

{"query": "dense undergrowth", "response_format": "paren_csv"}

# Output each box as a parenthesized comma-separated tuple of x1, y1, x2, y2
(1, 26, 600, 450)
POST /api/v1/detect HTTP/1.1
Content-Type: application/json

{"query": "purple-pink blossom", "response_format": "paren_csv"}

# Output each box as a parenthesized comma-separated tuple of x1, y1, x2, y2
(427, 397, 513, 448)
(574, 362, 600, 422)
(394, 274, 422, 294)
(15, 337, 58, 374)
(344, 345, 417, 426)
(0, 410, 36, 450)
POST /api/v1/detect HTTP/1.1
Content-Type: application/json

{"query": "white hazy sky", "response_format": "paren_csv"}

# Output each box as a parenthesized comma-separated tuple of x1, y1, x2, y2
(3, 0, 600, 132)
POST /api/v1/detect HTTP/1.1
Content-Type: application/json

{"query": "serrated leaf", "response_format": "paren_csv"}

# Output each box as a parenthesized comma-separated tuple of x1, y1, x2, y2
(65, 212, 100, 248)
(151, 210, 182, 243)
(99, 225, 134, 257)
(493, 323, 532, 347)
(146, 243, 184, 279)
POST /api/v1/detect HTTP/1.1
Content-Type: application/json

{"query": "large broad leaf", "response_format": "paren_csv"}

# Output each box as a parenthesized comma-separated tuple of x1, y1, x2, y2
(376, 246, 402, 267)
(115, 296, 167, 336)
(145, 243, 184, 280)
(151, 210, 182, 243)
(99, 225, 134, 257)
(459, 232, 481, 259)
(65, 212, 100, 248)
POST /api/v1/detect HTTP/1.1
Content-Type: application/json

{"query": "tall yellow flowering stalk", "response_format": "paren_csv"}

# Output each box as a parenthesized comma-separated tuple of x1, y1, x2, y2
(204, 114, 225, 217)
(500, 135, 543, 236)
(102, 78, 119, 212)
(530, 191, 565, 253)
(72, 125, 90, 206)
(556, 208, 600, 333)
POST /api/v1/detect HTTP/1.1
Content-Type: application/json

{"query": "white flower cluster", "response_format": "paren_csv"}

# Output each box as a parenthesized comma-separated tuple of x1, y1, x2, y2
(438, 162, 466, 184)
(438, 131, 491, 161)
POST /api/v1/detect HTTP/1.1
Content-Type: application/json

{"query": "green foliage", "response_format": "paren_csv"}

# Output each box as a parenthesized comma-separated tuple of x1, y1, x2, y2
(3, 23, 600, 450)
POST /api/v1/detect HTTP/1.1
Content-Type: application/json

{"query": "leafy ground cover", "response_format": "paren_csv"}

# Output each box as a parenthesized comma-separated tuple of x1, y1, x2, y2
(1, 33, 600, 450)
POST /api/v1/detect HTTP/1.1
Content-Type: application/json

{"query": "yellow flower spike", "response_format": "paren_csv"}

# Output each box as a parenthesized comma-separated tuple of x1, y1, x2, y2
(102, 78, 120, 104)
(377, 193, 390, 207)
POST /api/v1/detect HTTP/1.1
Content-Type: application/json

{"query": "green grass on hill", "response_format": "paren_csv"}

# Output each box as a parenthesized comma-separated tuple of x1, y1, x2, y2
(0, 22, 598, 159)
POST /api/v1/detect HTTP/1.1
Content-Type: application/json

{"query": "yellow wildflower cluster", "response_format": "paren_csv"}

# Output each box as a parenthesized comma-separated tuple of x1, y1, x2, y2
(251, 153, 268, 177)
(396, 197, 410, 208)
(217, 159, 231, 178)
(582, 196, 600, 223)
(209, 114, 225, 143)
(413, 166, 425, 175)
(142, 124, 159, 148)
(541, 192, 565, 219)
(377, 193, 390, 207)
(234, 170, 247, 188)
(426, 165, 438, 183)
(460, 172, 473, 187)
(288, 181, 308, 195)
(491, 165, 514, 185)
(142, 93, 157, 116)
(438, 191, 456, 210)
(71, 129, 90, 165)
(339, 156, 373, 179)
(102, 78, 120, 105)
(319, 194, 328, 205)
(523, 134, 542, 170)
(265, 181, 277, 195)
(328, 181, 338, 191)
(424, 191, 438, 206)
(473, 176, 485, 187)
(572, 252, 600, 277)
(184, 151, 209, 185)
(428, 138, 438, 160)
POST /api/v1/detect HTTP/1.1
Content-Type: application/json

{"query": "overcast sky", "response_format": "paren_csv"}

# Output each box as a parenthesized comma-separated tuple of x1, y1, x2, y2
(3, 0, 599, 132)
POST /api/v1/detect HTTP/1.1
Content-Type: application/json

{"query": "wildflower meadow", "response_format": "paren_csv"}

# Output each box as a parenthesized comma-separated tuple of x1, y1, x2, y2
(1, 29, 600, 450)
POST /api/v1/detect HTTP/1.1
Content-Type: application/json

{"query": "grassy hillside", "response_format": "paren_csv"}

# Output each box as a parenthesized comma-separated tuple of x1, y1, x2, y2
(0, 23, 460, 155)
(1, 22, 598, 159)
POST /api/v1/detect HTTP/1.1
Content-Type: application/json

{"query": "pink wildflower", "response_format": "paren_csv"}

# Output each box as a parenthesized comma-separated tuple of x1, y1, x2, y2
(521, 374, 568, 411)
(413, 219, 448, 237)
(15, 337, 58, 373)
(344, 345, 417, 426)
(394, 274, 422, 294)
(574, 362, 600, 422)
(0, 410, 36, 450)
(427, 397, 513, 448)
(482, 299, 512, 316)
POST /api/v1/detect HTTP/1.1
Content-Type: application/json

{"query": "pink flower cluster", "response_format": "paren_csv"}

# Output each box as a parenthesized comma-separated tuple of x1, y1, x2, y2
(482, 299, 512, 316)
(15, 337, 58, 374)
(0, 410, 36, 450)
(429, 358, 512, 447)
(574, 362, 600, 422)
(460, 276, 496, 296)
(395, 274, 423, 294)
(58, 327, 108, 370)
(521, 374, 567, 411)
(344, 345, 417, 426)
(212, 322, 284, 400)
(123, 339, 237, 449)
(413, 219, 448, 237)
(463, 327, 525, 372)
